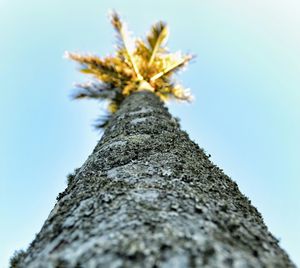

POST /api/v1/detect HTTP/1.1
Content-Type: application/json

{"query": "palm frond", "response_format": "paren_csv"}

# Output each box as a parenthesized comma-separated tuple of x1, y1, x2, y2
(107, 100, 119, 113)
(147, 21, 168, 66)
(122, 81, 139, 96)
(135, 39, 151, 61)
(66, 52, 131, 87)
(72, 82, 118, 100)
(170, 84, 193, 101)
(110, 11, 142, 80)
(150, 54, 193, 82)
(93, 114, 112, 129)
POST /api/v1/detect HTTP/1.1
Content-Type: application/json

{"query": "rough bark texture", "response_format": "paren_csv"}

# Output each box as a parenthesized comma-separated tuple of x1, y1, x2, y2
(15, 91, 294, 267)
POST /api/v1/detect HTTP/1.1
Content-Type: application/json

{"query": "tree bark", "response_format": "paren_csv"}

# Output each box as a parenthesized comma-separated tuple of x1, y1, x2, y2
(15, 91, 294, 267)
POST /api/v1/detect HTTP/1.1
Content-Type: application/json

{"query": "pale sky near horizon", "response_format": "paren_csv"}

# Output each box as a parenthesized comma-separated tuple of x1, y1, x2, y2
(0, 0, 299, 267)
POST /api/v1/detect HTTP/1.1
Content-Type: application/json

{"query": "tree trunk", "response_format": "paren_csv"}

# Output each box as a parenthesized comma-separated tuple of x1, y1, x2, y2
(15, 91, 294, 267)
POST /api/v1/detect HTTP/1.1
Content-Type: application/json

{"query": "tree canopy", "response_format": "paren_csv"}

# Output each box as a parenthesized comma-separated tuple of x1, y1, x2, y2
(65, 11, 193, 128)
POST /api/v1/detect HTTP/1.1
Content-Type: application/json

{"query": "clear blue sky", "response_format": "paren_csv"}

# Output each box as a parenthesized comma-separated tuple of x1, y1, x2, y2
(0, 0, 299, 267)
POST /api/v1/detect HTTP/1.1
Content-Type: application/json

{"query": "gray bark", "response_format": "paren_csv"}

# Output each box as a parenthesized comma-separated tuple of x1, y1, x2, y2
(14, 91, 294, 267)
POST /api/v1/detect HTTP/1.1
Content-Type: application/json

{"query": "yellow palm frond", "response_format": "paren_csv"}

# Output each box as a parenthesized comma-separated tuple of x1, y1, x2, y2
(170, 84, 193, 101)
(66, 52, 132, 87)
(150, 54, 193, 82)
(147, 21, 169, 66)
(108, 101, 118, 113)
(110, 11, 142, 80)
(123, 82, 138, 96)
(135, 39, 151, 62)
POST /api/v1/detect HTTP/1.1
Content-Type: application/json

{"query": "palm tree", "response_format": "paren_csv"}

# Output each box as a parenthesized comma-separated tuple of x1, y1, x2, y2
(65, 10, 193, 128)
(11, 11, 294, 268)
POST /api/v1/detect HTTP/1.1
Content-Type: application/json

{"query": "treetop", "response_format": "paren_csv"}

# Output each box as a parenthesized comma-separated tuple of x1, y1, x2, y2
(65, 11, 194, 128)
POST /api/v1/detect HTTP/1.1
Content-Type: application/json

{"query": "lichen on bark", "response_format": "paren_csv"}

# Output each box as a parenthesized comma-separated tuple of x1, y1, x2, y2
(14, 91, 295, 268)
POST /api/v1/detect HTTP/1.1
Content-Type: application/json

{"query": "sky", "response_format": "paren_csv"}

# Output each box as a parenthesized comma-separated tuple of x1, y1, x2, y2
(0, 0, 299, 267)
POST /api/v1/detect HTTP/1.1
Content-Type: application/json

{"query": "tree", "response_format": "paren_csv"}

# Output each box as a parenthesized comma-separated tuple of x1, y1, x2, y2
(11, 12, 294, 268)
(64, 10, 193, 128)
